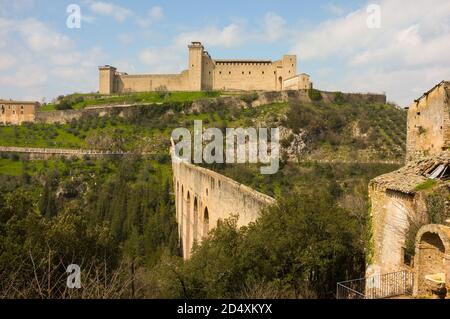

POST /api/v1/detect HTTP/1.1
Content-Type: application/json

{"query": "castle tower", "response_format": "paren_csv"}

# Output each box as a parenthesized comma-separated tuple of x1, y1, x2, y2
(188, 42, 203, 91)
(98, 65, 117, 95)
(282, 55, 297, 80)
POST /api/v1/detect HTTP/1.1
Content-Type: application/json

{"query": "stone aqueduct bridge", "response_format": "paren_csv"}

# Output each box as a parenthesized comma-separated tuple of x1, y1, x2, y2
(171, 150, 277, 259)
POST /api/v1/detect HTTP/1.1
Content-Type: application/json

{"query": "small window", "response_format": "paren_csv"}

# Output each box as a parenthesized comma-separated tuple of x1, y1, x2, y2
(219, 71, 222, 75)
(21, 105, 24, 109)
(242, 71, 244, 75)
(249, 71, 251, 75)
(417, 112, 420, 115)
(192, 64, 194, 67)
(274, 71, 276, 74)
(262, 71, 264, 75)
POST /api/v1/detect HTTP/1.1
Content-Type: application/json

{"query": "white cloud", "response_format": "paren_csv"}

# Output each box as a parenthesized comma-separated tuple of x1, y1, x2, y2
(175, 22, 245, 48)
(137, 6, 164, 28)
(15, 18, 73, 52)
(261, 12, 286, 42)
(0, 53, 17, 70)
(0, 0, 34, 16)
(0, 17, 107, 100)
(139, 46, 186, 73)
(322, 3, 347, 16)
(149, 6, 164, 21)
(117, 33, 134, 44)
(292, 0, 450, 106)
(89, 1, 133, 22)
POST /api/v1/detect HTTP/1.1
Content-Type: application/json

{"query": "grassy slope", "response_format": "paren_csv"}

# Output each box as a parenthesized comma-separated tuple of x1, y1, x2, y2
(1, 96, 407, 163)
(42, 91, 221, 111)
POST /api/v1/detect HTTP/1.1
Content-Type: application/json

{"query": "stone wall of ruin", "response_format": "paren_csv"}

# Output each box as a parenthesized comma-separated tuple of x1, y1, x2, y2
(407, 82, 450, 162)
(368, 186, 429, 276)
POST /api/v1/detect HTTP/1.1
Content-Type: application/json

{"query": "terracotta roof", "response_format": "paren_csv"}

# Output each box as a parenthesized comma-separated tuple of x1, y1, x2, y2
(370, 151, 450, 194)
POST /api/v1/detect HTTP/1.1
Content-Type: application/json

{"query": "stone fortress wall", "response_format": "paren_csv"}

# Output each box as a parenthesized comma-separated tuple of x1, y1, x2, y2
(171, 143, 276, 259)
(99, 42, 312, 94)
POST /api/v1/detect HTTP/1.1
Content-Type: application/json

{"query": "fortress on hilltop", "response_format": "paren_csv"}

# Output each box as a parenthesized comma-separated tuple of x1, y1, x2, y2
(99, 42, 312, 94)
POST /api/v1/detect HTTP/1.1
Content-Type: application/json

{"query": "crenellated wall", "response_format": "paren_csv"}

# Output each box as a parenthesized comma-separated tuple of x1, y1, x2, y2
(171, 151, 276, 259)
(99, 42, 308, 94)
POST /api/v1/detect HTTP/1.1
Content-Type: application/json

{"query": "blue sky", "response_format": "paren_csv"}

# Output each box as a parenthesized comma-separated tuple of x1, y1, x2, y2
(0, 0, 449, 106)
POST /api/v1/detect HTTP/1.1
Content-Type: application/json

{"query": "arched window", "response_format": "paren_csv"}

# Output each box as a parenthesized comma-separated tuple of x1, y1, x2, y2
(203, 207, 209, 237)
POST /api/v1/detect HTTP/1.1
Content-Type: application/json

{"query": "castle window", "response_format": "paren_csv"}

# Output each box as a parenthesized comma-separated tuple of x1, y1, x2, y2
(262, 71, 264, 75)
(13, 110, 15, 114)
(229, 71, 231, 75)
(242, 71, 244, 75)
(219, 71, 222, 75)
(192, 64, 194, 67)
(274, 71, 276, 74)
(249, 71, 251, 75)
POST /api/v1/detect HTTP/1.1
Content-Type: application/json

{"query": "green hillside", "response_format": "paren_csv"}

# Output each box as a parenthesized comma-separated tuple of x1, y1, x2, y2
(0, 91, 408, 298)
(1, 94, 407, 162)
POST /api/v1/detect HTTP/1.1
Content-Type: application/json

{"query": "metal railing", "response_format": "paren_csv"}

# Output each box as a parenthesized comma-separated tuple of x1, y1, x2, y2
(337, 270, 413, 299)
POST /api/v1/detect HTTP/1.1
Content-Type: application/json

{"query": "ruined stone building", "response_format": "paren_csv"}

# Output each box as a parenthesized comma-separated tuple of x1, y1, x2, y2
(0, 100, 40, 125)
(368, 81, 450, 298)
(99, 42, 312, 95)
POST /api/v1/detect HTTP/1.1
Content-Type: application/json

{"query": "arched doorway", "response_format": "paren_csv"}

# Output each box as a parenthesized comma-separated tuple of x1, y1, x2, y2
(203, 207, 210, 237)
(278, 76, 283, 91)
(414, 225, 450, 297)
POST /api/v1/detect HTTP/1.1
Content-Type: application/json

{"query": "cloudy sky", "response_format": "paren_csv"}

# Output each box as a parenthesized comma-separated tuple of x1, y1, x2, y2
(0, 0, 449, 107)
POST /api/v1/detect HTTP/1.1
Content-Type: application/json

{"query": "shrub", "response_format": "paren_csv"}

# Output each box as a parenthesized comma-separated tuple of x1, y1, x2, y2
(308, 89, 322, 101)
(56, 100, 73, 110)
(240, 92, 259, 105)
(334, 92, 345, 105)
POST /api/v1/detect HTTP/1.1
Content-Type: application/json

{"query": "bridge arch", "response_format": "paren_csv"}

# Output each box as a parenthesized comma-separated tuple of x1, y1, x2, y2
(193, 197, 199, 244)
(172, 148, 276, 259)
(203, 207, 210, 237)
(185, 191, 191, 258)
